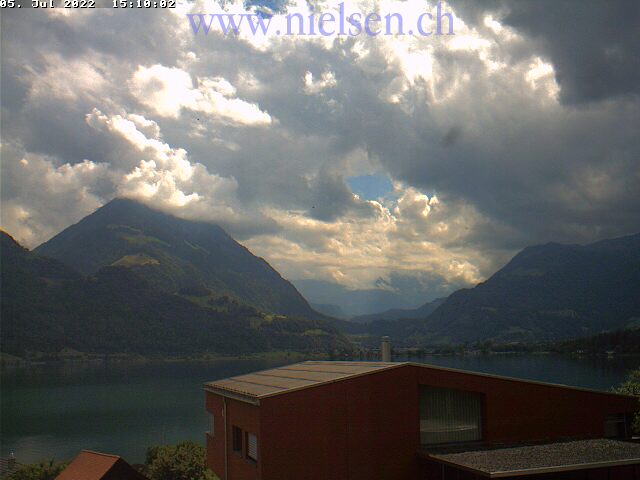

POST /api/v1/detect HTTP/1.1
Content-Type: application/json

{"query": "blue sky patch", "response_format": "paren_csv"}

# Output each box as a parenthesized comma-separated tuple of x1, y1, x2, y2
(347, 174, 393, 201)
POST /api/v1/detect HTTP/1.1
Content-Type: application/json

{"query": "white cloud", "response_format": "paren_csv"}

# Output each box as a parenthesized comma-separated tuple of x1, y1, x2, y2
(244, 183, 491, 290)
(83, 109, 256, 223)
(129, 64, 272, 125)
(2, 1, 639, 301)
(0, 146, 110, 246)
(26, 55, 109, 102)
(303, 71, 337, 94)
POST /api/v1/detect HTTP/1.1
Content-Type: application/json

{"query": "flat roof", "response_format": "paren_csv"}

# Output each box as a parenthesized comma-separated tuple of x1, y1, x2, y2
(204, 361, 405, 403)
(424, 439, 640, 478)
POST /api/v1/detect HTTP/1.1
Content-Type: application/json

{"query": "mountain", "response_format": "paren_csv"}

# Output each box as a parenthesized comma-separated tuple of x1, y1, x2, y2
(350, 297, 446, 323)
(311, 303, 348, 319)
(552, 327, 640, 355)
(409, 233, 640, 344)
(35, 198, 320, 319)
(292, 279, 421, 317)
(1, 231, 351, 357)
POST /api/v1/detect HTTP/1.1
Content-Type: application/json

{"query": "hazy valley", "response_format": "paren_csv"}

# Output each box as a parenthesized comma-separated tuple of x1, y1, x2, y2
(2, 198, 640, 361)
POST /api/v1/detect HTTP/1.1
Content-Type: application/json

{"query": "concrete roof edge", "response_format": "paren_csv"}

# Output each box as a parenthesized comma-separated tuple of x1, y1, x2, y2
(425, 451, 640, 478)
(488, 457, 640, 478)
(203, 385, 261, 405)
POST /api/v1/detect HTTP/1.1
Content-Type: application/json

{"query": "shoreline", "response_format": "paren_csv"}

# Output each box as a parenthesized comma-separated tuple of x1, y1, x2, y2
(4, 349, 640, 369)
(0, 350, 332, 368)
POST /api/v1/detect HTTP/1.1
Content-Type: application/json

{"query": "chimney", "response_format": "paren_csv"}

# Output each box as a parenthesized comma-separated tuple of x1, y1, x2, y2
(381, 336, 391, 362)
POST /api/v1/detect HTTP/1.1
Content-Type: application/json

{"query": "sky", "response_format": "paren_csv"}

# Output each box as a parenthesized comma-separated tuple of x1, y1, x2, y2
(1, 1, 639, 303)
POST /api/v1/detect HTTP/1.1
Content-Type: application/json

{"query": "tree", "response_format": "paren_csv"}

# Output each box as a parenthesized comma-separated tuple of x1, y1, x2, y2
(145, 441, 217, 480)
(8, 460, 66, 480)
(614, 368, 640, 435)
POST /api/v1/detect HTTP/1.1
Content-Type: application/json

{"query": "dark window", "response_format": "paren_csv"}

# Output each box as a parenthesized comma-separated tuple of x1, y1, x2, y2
(419, 385, 483, 445)
(604, 413, 628, 438)
(232, 426, 242, 453)
(246, 432, 258, 462)
(208, 413, 215, 436)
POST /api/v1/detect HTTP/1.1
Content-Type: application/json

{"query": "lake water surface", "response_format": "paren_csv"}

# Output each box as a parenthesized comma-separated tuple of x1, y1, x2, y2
(2, 354, 639, 464)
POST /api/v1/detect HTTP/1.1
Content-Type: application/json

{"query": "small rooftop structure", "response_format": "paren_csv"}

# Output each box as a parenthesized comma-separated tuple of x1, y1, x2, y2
(55, 450, 147, 480)
(205, 361, 403, 403)
(424, 438, 640, 478)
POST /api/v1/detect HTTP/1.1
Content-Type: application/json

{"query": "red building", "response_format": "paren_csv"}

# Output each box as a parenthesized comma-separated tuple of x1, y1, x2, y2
(204, 361, 640, 480)
(55, 450, 148, 480)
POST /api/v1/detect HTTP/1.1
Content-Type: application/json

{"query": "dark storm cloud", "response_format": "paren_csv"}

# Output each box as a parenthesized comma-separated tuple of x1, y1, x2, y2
(504, 1, 640, 105)
(451, 0, 640, 105)
(1, 2, 639, 297)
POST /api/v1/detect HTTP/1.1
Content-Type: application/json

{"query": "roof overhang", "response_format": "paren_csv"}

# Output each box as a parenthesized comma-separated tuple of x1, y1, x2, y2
(204, 385, 261, 405)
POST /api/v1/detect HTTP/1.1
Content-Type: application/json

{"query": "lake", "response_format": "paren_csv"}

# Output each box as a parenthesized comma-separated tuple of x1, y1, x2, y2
(2, 354, 639, 465)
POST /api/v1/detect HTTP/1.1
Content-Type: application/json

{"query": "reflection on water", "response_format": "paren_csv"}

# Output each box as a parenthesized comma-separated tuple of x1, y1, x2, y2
(2, 354, 638, 464)
(1, 358, 290, 464)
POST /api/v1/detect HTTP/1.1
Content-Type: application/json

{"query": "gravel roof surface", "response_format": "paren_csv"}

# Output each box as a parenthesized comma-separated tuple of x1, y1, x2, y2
(427, 439, 640, 474)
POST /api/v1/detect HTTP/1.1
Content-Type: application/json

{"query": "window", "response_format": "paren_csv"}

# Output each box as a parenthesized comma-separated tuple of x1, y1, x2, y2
(419, 385, 483, 445)
(208, 413, 215, 436)
(232, 426, 242, 453)
(246, 432, 258, 462)
(604, 413, 628, 438)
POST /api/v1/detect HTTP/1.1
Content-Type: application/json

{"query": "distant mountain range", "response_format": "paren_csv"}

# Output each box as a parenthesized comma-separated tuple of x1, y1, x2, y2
(1, 231, 351, 358)
(292, 278, 427, 318)
(311, 303, 349, 319)
(35, 198, 320, 319)
(4, 197, 639, 353)
(349, 297, 446, 324)
(400, 233, 640, 344)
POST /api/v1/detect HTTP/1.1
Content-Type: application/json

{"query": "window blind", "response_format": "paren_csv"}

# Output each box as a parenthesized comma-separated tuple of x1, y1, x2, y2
(247, 432, 258, 461)
(419, 385, 482, 445)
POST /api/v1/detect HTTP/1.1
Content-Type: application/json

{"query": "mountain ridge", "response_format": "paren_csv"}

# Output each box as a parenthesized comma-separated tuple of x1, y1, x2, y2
(408, 232, 640, 344)
(350, 297, 446, 323)
(1, 230, 351, 357)
(35, 198, 321, 319)
(292, 278, 426, 317)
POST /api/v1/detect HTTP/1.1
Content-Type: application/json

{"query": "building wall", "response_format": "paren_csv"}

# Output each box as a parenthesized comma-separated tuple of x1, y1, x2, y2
(206, 364, 639, 480)
(258, 366, 421, 480)
(412, 365, 638, 443)
(205, 393, 262, 480)
(205, 393, 225, 478)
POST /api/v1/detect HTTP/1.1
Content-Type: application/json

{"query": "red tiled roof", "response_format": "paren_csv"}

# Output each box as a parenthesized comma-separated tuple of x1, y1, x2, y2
(55, 450, 121, 480)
